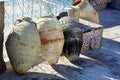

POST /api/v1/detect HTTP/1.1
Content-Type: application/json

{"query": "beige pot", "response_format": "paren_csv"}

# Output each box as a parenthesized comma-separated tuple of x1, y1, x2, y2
(35, 15, 64, 65)
(66, 0, 99, 24)
(6, 18, 41, 74)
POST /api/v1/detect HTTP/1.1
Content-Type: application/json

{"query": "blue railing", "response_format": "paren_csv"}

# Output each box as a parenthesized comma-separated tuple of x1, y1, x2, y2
(4, 0, 73, 27)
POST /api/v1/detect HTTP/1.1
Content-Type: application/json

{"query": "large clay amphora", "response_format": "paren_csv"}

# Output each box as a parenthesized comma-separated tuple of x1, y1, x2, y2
(6, 18, 41, 74)
(69, 0, 99, 24)
(35, 15, 64, 65)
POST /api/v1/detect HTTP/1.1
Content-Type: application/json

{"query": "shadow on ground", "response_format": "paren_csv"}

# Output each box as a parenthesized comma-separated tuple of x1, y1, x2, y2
(52, 37, 120, 80)
(98, 9, 120, 29)
(80, 37, 120, 79)
(52, 64, 83, 80)
(0, 72, 65, 80)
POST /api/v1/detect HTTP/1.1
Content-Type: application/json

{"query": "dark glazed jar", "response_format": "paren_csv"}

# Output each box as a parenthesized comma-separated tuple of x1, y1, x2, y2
(59, 17, 83, 61)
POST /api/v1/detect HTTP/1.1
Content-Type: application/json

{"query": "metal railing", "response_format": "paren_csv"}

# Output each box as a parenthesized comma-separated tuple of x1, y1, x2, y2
(4, 0, 73, 27)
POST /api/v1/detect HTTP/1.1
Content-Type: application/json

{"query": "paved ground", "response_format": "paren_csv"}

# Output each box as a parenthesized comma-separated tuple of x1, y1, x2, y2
(0, 9, 120, 80)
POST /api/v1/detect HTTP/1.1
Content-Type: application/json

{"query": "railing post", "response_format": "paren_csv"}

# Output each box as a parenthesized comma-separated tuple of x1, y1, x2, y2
(0, 1, 6, 74)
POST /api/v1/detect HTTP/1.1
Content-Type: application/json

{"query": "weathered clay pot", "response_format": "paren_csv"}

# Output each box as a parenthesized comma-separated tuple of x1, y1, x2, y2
(0, 2, 6, 74)
(65, 0, 99, 24)
(59, 17, 83, 61)
(35, 15, 64, 65)
(6, 18, 41, 74)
